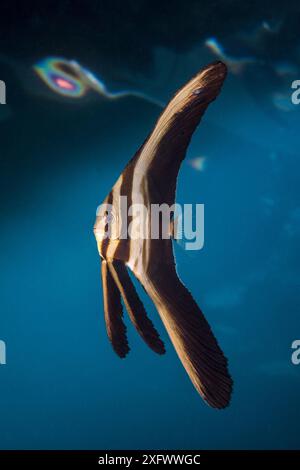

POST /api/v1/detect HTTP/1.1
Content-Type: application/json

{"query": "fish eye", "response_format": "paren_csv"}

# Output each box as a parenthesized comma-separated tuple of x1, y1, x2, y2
(106, 213, 114, 223)
(101, 211, 115, 224)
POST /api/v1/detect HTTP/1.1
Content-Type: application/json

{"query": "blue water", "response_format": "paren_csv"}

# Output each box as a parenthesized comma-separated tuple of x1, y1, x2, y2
(0, 26, 300, 449)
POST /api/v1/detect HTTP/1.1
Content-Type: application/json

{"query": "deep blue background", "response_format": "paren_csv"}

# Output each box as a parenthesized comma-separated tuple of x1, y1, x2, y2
(0, 0, 299, 450)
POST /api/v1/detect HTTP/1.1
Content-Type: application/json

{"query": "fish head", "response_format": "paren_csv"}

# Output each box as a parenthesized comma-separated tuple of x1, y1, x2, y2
(93, 195, 121, 259)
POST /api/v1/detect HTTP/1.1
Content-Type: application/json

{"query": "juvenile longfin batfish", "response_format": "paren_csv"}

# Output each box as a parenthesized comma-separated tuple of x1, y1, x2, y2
(94, 61, 233, 409)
